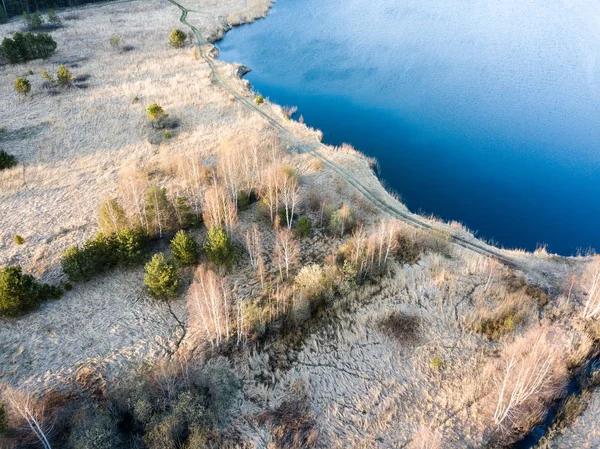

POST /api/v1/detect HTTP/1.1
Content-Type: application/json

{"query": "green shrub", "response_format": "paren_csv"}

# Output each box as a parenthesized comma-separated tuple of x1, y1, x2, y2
(476, 311, 524, 340)
(13, 235, 24, 245)
(62, 229, 148, 281)
(64, 282, 73, 291)
(255, 94, 264, 105)
(14, 77, 31, 95)
(41, 69, 55, 83)
(163, 130, 172, 139)
(294, 216, 311, 238)
(204, 227, 237, 267)
(114, 227, 148, 266)
(0, 265, 61, 317)
(109, 33, 120, 51)
(57, 64, 72, 86)
(237, 190, 254, 210)
(170, 231, 198, 266)
(169, 29, 186, 48)
(30, 10, 44, 29)
(431, 356, 444, 370)
(146, 103, 167, 121)
(144, 253, 179, 300)
(0, 150, 17, 170)
(47, 9, 61, 25)
(22, 11, 31, 27)
(1, 32, 57, 63)
(61, 233, 118, 282)
(69, 407, 123, 449)
(175, 196, 199, 229)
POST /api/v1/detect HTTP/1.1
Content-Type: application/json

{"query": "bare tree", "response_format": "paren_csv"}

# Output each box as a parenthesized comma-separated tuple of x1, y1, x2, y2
(145, 185, 176, 238)
(583, 256, 600, 319)
(1, 385, 53, 449)
(219, 139, 244, 206)
(203, 185, 238, 233)
(187, 266, 234, 348)
(262, 163, 283, 223)
(119, 165, 148, 229)
(245, 224, 262, 270)
(274, 229, 299, 280)
(280, 168, 301, 229)
(492, 327, 567, 430)
(408, 425, 442, 449)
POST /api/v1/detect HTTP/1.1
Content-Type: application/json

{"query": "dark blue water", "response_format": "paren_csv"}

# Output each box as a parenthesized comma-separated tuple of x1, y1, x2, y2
(216, 0, 600, 255)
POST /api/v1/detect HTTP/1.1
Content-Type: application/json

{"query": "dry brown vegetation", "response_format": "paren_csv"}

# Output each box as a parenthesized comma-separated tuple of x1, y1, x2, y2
(1, 0, 598, 448)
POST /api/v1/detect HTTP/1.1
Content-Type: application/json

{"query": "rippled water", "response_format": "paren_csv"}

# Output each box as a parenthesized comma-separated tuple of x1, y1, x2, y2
(217, 0, 600, 255)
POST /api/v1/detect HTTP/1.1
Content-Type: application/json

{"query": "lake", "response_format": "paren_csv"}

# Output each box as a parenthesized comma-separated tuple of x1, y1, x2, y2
(216, 0, 600, 255)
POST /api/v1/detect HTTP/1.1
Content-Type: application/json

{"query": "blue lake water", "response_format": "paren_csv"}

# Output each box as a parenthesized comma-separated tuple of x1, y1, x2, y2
(216, 0, 600, 255)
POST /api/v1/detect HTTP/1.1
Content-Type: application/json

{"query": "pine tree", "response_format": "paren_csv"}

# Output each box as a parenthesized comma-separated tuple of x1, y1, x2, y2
(204, 227, 237, 267)
(170, 230, 199, 265)
(144, 254, 179, 300)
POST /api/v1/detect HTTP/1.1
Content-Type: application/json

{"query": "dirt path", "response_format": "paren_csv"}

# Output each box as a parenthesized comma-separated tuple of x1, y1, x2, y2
(165, 0, 549, 279)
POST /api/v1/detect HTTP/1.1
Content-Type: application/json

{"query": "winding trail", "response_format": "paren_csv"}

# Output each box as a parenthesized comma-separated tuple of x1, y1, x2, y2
(166, 0, 525, 270)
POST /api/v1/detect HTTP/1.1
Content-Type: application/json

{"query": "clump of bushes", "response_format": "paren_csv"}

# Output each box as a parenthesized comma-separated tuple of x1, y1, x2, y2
(255, 94, 264, 105)
(0, 150, 17, 170)
(378, 311, 420, 344)
(13, 235, 24, 245)
(329, 204, 354, 236)
(170, 230, 199, 266)
(204, 227, 237, 267)
(61, 228, 148, 282)
(0, 265, 62, 317)
(146, 103, 167, 121)
(475, 307, 525, 340)
(294, 216, 311, 238)
(47, 9, 61, 25)
(169, 28, 186, 48)
(0, 32, 57, 63)
(144, 253, 180, 300)
(23, 10, 44, 29)
(13, 77, 31, 96)
(41, 64, 72, 87)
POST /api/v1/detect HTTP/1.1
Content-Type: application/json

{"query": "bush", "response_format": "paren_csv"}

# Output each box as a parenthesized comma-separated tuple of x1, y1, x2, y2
(62, 229, 148, 281)
(0, 265, 61, 317)
(329, 204, 354, 236)
(294, 216, 311, 238)
(14, 77, 31, 95)
(237, 189, 254, 210)
(146, 103, 167, 121)
(255, 94, 264, 105)
(13, 235, 24, 245)
(169, 29, 186, 48)
(170, 231, 198, 266)
(47, 9, 61, 25)
(204, 227, 237, 267)
(61, 233, 118, 282)
(109, 33, 120, 51)
(431, 356, 444, 370)
(1, 32, 57, 63)
(57, 64, 72, 86)
(69, 407, 123, 449)
(0, 150, 17, 170)
(114, 227, 148, 266)
(175, 196, 199, 229)
(29, 10, 44, 29)
(144, 254, 179, 300)
(294, 264, 331, 302)
(163, 130, 171, 139)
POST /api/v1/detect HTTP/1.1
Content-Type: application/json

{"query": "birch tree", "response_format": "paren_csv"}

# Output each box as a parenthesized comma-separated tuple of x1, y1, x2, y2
(219, 139, 244, 206)
(245, 224, 262, 270)
(492, 327, 567, 430)
(187, 266, 233, 348)
(274, 229, 299, 280)
(280, 167, 301, 229)
(119, 166, 148, 229)
(203, 185, 238, 234)
(2, 386, 53, 449)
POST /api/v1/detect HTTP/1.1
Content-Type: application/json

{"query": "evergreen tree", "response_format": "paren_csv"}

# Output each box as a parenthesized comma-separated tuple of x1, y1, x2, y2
(170, 230, 198, 266)
(13, 77, 31, 95)
(144, 253, 179, 300)
(204, 227, 237, 267)
(169, 29, 186, 48)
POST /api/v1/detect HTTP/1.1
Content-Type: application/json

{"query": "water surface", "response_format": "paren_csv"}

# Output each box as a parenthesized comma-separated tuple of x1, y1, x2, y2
(217, 0, 600, 254)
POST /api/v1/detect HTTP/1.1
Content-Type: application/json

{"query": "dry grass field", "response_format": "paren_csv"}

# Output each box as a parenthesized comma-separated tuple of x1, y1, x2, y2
(1, 0, 599, 447)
